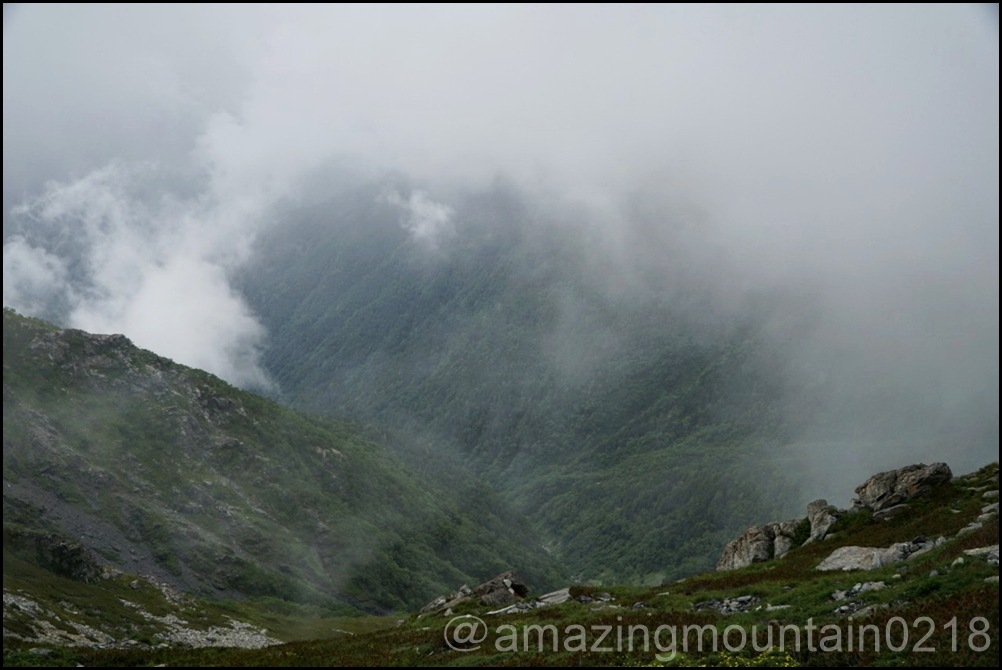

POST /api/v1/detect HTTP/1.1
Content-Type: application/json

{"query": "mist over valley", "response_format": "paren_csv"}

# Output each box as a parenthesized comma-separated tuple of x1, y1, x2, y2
(3, 4, 997, 644)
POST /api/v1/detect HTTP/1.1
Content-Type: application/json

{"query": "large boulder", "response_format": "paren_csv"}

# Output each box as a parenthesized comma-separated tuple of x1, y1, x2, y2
(473, 570, 529, 607)
(816, 544, 911, 571)
(716, 519, 802, 571)
(419, 570, 529, 614)
(816, 536, 941, 571)
(852, 463, 952, 512)
(717, 525, 774, 571)
(804, 499, 840, 544)
(772, 519, 803, 559)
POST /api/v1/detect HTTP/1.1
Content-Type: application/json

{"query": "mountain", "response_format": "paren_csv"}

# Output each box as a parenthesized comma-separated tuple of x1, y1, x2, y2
(237, 181, 808, 583)
(2, 308, 564, 613)
(6, 459, 997, 666)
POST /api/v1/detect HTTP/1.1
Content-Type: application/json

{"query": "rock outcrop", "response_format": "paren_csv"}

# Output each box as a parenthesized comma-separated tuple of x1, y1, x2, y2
(420, 570, 529, 614)
(851, 462, 953, 512)
(717, 462, 956, 571)
(474, 570, 529, 606)
(715, 519, 801, 571)
(816, 536, 944, 571)
(804, 499, 840, 545)
(816, 544, 912, 571)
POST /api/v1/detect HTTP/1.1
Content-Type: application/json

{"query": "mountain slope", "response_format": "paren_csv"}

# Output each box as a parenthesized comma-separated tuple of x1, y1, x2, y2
(8, 462, 996, 667)
(2, 308, 564, 612)
(238, 182, 806, 583)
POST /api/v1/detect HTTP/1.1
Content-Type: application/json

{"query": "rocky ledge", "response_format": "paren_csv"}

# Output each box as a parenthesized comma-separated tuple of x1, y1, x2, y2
(717, 462, 964, 572)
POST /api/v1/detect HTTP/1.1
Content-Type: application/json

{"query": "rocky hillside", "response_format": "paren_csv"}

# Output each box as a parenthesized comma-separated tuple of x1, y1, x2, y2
(2, 308, 564, 614)
(715, 462, 962, 572)
(5, 460, 997, 666)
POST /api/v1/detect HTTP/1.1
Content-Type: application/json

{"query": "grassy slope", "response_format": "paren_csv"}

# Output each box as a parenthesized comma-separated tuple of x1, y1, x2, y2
(6, 464, 997, 667)
(2, 308, 564, 614)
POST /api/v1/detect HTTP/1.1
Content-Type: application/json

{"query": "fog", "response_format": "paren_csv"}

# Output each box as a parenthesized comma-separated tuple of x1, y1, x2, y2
(4, 5, 998, 493)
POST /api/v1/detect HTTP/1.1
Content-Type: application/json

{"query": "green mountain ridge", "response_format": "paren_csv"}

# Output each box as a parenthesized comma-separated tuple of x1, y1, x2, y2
(3, 308, 997, 667)
(2, 308, 564, 613)
(238, 181, 996, 585)
(238, 184, 812, 583)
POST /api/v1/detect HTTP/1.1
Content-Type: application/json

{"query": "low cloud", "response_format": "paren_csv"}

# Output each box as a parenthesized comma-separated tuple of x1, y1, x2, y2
(383, 190, 455, 248)
(5, 162, 273, 390)
(2, 235, 68, 318)
(2, 4, 997, 471)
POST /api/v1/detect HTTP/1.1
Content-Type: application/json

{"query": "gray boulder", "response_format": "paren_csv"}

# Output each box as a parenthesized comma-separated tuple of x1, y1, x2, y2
(804, 499, 840, 544)
(817, 544, 911, 571)
(419, 570, 529, 614)
(816, 536, 938, 572)
(473, 570, 529, 607)
(852, 463, 952, 512)
(535, 588, 571, 606)
(773, 519, 802, 559)
(717, 525, 775, 571)
(716, 519, 802, 571)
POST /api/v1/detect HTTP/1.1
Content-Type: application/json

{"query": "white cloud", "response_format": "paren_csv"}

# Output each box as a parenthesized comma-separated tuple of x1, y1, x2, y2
(4, 162, 273, 390)
(383, 190, 454, 247)
(2, 3, 997, 416)
(2, 236, 68, 317)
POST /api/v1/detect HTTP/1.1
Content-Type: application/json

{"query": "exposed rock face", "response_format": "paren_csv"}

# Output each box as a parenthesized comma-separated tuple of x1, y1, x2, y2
(34, 536, 104, 583)
(420, 570, 529, 614)
(816, 544, 911, 571)
(716, 496, 842, 570)
(816, 536, 943, 571)
(963, 544, 999, 562)
(771, 519, 802, 559)
(717, 526, 773, 571)
(852, 462, 953, 512)
(717, 462, 957, 572)
(716, 519, 801, 571)
(474, 570, 529, 607)
(535, 587, 571, 606)
(485, 587, 572, 615)
(804, 499, 840, 544)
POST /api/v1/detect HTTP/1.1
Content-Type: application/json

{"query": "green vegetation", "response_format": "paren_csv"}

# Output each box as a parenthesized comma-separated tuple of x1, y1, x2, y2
(3, 308, 564, 613)
(237, 187, 807, 584)
(4, 464, 997, 666)
(3, 307, 997, 667)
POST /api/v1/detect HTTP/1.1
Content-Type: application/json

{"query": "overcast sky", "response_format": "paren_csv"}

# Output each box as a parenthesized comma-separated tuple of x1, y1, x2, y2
(3, 5, 998, 478)
(6, 5, 997, 194)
